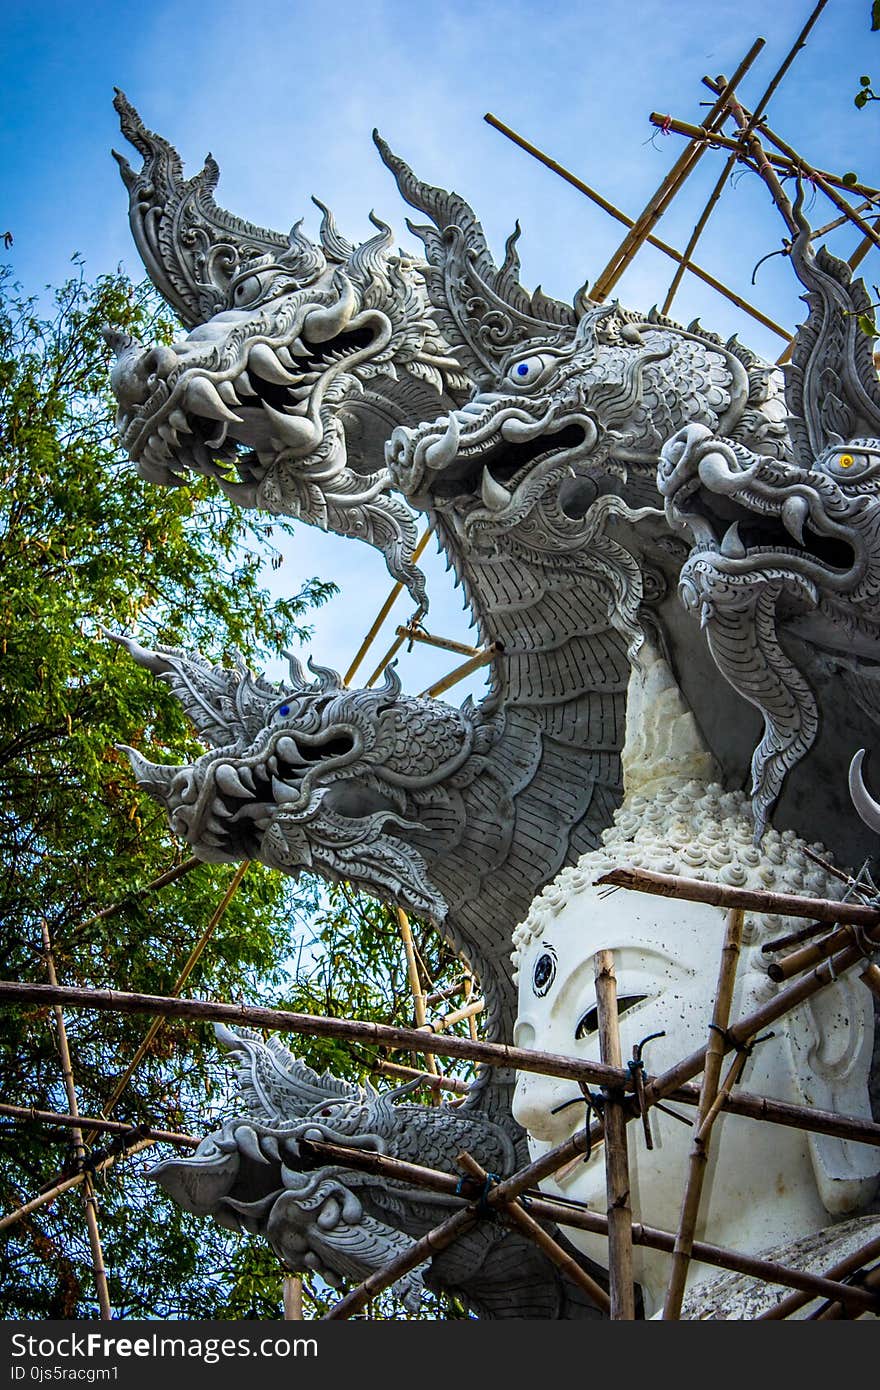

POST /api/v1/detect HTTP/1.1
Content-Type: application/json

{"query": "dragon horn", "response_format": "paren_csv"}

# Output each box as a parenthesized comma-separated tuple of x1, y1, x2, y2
(849, 748, 880, 835)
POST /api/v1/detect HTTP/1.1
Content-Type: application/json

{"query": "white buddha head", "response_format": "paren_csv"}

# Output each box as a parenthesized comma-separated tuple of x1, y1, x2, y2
(510, 641, 879, 1313)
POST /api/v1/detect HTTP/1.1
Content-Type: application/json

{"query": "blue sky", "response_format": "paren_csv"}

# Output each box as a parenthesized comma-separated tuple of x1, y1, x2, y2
(2, 0, 877, 693)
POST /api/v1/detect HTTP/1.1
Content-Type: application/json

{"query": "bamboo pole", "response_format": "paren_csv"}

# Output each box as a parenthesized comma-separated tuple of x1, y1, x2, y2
(364, 632, 409, 689)
(589, 40, 767, 300)
(0, 1102, 199, 1148)
(297, 1135, 879, 1314)
(419, 644, 501, 700)
(462, 974, 480, 1044)
(72, 857, 202, 936)
(322, 1204, 480, 1319)
(395, 625, 482, 658)
(761, 919, 829, 955)
(456, 1150, 610, 1313)
(812, 1263, 880, 1320)
(860, 961, 880, 1003)
(283, 1272, 304, 1320)
(483, 114, 791, 342)
(343, 526, 433, 686)
(98, 859, 250, 1123)
(420, 997, 484, 1033)
(596, 865, 880, 927)
(373, 1060, 469, 1095)
(6, 979, 880, 1150)
(661, 152, 738, 316)
(662, 910, 745, 1320)
(41, 925, 112, 1321)
(593, 950, 636, 1318)
(396, 907, 437, 1079)
(0, 1137, 156, 1233)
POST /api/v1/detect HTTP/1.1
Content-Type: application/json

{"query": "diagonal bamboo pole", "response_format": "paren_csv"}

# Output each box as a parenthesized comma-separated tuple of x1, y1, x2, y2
(396, 907, 437, 1079)
(372, 1060, 469, 1095)
(662, 909, 745, 1319)
(97, 859, 250, 1124)
(71, 857, 202, 938)
(757, 1229, 880, 1320)
(418, 644, 501, 700)
(483, 114, 792, 342)
(343, 526, 433, 686)
(593, 949, 635, 1318)
(589, 39, 767, 300)
(456, 1149, 610, 1313)
(0, 1137, 156, 1233)
(41, 925, 112, 1321)
(661, 151, 738, 316)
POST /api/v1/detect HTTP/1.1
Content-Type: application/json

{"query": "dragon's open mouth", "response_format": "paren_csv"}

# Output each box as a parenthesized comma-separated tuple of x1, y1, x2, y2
(128, 321, 382, 485)
(676, 490, 856, 573)
(430, 422, 589, 503)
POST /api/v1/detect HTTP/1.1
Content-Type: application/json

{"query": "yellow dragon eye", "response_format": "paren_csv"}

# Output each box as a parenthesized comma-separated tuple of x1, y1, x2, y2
(839, 454, 855, 468)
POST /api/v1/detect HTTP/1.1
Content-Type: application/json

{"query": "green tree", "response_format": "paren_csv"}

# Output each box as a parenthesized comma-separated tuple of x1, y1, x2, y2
(0, 262, 479, 1320)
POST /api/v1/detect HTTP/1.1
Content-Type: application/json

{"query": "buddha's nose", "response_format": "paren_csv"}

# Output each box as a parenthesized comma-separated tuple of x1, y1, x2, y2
(512, 1072, 585, 1144)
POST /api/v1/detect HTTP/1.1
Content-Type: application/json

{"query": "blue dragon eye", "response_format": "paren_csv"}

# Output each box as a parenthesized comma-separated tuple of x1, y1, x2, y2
(517, 363, 529, 377)
(508, 354, 547, 386)
(278, 705, 290, 717)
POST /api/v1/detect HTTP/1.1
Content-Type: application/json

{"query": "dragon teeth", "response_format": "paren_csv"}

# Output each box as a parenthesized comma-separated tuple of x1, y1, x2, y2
(719, 521, 746, 559)
(249, 342, 299, 385)
(272, 775, 302, 805)
(184, 376, 243, 424)
(481, 466, 512, 512)
(214, 763, 255, 799)
(781, 494, 809, 545)
(168, 408, 191, 433)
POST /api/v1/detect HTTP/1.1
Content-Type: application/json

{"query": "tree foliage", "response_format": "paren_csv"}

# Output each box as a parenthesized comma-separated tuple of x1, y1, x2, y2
(0, 262, 478, 1320)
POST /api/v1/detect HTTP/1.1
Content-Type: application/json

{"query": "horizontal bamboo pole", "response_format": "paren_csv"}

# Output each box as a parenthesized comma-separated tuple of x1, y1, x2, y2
(0, 1101, 199, 1148)
(344, 526, 433, 686)
(483, 113, 792, 342)
(596, 866, 880, 927)
(421, 997, 485, 1033)
(6, 979, 880, 1149)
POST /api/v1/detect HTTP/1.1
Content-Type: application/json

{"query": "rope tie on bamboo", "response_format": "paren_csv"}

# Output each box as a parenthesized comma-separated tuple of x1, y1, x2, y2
(454, 1172, 501, 1215)
(552, 1086, 603, 1162)
(627, 1030, 665, 1150)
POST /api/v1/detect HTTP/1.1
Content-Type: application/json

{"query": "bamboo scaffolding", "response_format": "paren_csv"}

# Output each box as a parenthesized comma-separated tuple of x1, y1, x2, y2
(662, 909, 745, 1320)
(0, 1102, 198, 1148)
(593, 950, 635, 1319)
(812, 1263, 880, 1320)
(343, 526, 433, 686)
(5, 979, 880, 1150)
(455, 1149, 611, 1313)
(484, 114, 791, 342)
(396, 906, 437, 1079)
(589, 40, 767, 300)
(297, 1135, 880, 1315)
(41, 925, 112, 1321)
(860, 961, 880, 1003)
(661, 152, 737, 316)
(418, 645, 501, 700)
(419, 996, 484, 1033)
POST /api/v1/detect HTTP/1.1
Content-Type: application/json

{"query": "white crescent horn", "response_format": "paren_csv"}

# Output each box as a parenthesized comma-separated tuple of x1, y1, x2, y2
(849, 747, 880, 834)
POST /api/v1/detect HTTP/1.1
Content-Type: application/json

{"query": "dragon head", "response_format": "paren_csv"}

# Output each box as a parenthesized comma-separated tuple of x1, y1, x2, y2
(106, 95, 471, 602)
(113, 634, 496, 923)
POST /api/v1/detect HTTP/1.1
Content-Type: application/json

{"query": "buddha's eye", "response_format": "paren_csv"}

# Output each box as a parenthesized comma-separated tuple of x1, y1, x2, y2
(575, 994, 648, 1040)
(532, 947, 557, 997)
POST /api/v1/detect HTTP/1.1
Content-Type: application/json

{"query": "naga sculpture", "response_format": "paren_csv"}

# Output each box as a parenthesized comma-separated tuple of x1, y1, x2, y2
(150, 1024, 602, 1319)
(658, 189, 880, 836)
(106, 105, 880, 1314)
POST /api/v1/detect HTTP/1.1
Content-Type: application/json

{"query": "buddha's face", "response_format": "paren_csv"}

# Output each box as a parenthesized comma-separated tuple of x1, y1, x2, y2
(512, 885, 831, 1310)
